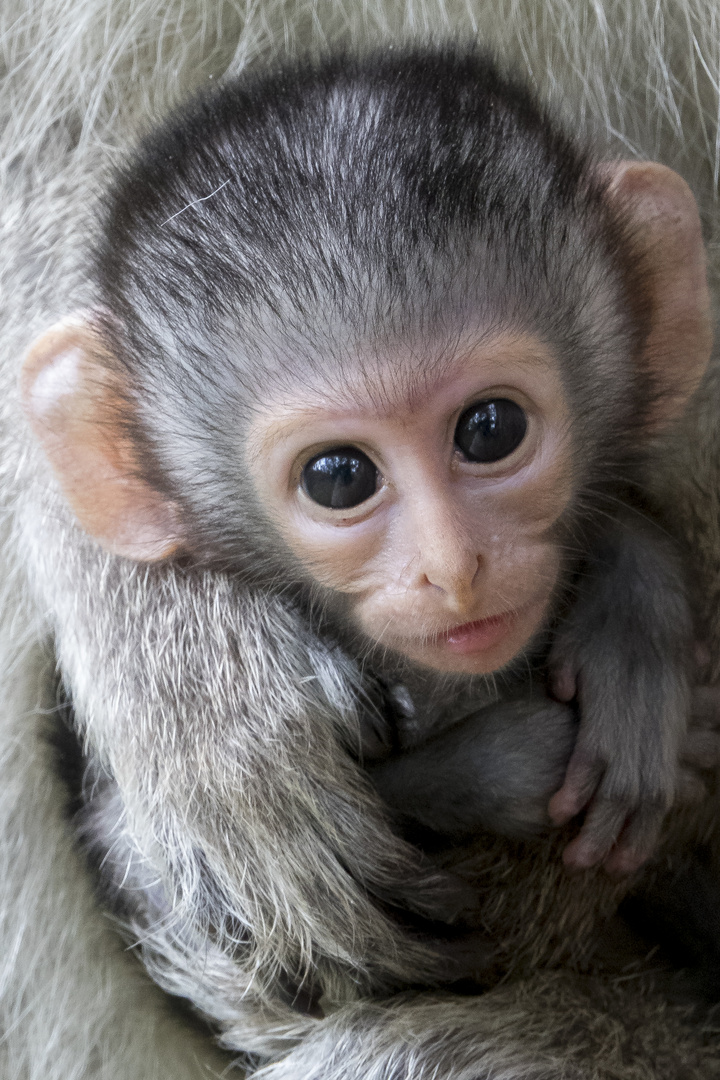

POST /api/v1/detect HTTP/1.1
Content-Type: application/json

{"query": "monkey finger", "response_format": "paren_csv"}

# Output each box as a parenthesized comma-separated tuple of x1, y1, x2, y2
(601, 806, 664, 878)
(561, 799, 628, 869)
(548, 748, 603, 825)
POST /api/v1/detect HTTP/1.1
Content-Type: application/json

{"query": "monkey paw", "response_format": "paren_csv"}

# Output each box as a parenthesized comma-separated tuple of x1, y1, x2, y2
(547, 680, 720, 876)
(547, 655, 684, 877)
(547, 749, 667, 876)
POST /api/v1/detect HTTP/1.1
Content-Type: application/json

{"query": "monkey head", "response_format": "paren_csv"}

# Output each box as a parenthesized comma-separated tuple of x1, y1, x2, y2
(20, 52, 711, 680)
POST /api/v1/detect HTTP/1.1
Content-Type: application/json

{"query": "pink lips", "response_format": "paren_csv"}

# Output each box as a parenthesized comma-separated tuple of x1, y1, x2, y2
(441, 612, 514, 654)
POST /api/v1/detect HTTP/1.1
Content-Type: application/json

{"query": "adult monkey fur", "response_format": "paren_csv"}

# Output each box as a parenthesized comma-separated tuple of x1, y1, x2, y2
(3, 4, 720, 1080)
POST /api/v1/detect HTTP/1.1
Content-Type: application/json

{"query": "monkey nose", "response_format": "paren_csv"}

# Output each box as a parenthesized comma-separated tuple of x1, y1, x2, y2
(415, 550, 482, 613)
(402, 494, 481, 610)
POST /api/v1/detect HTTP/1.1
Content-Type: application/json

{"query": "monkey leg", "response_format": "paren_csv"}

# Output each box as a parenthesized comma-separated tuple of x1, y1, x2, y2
(369, 695, 577, 841)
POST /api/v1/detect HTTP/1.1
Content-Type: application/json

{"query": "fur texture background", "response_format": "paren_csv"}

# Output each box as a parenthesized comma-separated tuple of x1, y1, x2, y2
(2, 2, 720, 1078)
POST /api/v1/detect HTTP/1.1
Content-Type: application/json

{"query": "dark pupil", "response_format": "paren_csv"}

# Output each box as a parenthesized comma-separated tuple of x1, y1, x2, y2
(454, 399, 527, 463)
(302, 447, 378, 509)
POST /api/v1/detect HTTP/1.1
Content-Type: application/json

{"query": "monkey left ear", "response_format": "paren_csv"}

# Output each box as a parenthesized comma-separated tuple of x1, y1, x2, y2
(20, 315, 185, 561)
(602, 161, 712, 429)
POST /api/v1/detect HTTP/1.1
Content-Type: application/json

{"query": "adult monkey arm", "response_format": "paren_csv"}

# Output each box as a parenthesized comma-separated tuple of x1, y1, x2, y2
(4, 6, 720, 1080)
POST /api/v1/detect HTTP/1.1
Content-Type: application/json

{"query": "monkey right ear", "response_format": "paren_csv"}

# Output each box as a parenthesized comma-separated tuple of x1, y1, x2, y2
(602, 161, 712, 430)
(21, 317, 184, 561)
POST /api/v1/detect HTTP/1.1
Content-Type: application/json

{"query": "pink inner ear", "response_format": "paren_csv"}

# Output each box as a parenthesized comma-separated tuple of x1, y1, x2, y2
(603, 161, 712, 428)
(54, 434, 185, 562)
(21, 319, 184, 562)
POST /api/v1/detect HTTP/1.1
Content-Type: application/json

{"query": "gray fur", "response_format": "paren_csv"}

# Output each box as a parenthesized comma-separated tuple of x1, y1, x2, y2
(2, 2, 720, 1079)
(370, 695, 578, 839)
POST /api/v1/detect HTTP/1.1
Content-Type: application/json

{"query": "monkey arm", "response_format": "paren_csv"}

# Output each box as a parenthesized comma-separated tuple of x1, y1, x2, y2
(368, 696, 577, 840)
(0, 638, 236, 1079)
(548, 512, 692, 874)
(34, 537, 487, 1012)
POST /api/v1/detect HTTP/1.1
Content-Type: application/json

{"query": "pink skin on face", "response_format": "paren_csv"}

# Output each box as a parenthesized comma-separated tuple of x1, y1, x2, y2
(246, 331, 575, 676)
(443, 613, 520, 654)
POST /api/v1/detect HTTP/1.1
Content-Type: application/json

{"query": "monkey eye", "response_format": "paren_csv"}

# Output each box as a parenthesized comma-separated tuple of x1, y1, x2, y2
(301, 447, 379, 509)
(454, 399, 528, 463)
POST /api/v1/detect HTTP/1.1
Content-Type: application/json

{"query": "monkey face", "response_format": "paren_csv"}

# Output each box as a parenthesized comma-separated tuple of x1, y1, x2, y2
(248, 331, 574, 675)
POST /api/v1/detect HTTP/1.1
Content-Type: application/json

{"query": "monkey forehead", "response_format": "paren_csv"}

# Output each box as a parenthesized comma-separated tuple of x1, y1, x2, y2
(247, 332, 563, 452)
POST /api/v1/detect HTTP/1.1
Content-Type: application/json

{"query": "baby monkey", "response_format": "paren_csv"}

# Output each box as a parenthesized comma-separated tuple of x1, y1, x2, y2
(22, 48, 710, 882)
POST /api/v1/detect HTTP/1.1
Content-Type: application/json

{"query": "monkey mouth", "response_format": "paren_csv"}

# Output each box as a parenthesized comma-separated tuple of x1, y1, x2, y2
(440, 612, 516, 654)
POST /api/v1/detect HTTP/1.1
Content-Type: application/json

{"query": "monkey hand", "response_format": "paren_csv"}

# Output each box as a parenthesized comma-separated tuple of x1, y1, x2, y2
(548, 672, 720, 874)
(548, 639, 688, 877)
(547, 516, 693, 876)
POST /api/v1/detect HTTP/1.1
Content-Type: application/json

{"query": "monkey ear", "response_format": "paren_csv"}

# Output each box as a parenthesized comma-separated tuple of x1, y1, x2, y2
(603, 161, 712, 429)
(21, 316, 184, 561)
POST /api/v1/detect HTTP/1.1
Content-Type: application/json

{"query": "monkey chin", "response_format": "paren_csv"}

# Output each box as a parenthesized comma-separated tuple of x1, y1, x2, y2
(387, 594, 552, 676)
